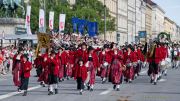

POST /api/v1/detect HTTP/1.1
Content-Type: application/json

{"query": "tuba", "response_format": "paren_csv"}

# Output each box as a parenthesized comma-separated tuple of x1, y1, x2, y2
(148, 43, 156, 58)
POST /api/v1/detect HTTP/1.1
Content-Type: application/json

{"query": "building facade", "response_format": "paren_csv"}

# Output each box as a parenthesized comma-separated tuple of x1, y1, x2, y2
(136, 0, 146, 43)
(117, 0, 128, 45)
(145, 0, 152, 40)
(98, 0, 117, 42)
(151, 3, 165, 39)
(128, 0, 136, 44)
(164, 17, 174, 35)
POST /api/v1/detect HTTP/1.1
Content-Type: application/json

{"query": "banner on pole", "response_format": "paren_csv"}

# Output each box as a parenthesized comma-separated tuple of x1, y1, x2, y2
(59, 14, 66, 33)
(25, 5, 32, 35)
(88, 22, 98, 37)
(49, 11, 54, 31)
(78, 19, 87, 35)
(39, 9, 45, 31)
(72, 17, 78, 33)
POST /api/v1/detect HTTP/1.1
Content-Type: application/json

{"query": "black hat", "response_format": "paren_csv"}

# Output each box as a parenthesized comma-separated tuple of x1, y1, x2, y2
(104, 44, 109, 49)
(23, 54, 29, 60)
(81, 42, 87, 46)
(51, 50, 56, 55)
(78, 57, 84, 63)
(127, 44, 134, 51)
(88, 46, 94, 52)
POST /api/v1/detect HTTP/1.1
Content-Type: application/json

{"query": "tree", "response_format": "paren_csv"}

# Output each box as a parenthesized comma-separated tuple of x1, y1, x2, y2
(4, 0, 115, 34)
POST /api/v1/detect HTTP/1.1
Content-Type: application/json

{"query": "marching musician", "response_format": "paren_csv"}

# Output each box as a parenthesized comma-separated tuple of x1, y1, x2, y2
(20, 54, 32, 96)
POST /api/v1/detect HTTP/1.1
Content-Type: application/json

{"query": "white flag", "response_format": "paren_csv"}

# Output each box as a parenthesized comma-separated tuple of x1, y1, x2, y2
(39, 9, 45, 30)
(59, 14, 66, 33)
(25, 5, 32, 35)
(49, 11, 54, 31)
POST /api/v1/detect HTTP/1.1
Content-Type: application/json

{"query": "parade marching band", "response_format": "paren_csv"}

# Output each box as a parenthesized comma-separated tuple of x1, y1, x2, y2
(1, 39, 179, 96)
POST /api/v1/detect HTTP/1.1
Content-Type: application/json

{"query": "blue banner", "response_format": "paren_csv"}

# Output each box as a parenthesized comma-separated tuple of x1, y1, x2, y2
(72, 17, 78, 33)
(88, 22, 98, 37)
(78, 19, 87, 35)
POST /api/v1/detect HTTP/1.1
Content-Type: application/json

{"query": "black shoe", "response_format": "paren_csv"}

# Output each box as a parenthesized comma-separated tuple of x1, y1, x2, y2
(116, 88, 120, 91)
(154, 82, 157, 85)
(48, 88, 50, 91)
(18, 88, 22, 92)
(124, 79, 128, 83)
(67, 77, 70, 80)
(48, 91, 53, 95)
(102, 81, 106, 84)
(55, 89, 58, 94)
(113, 85, 116, 90)
(129, 81, 132, 83)
(90, 88, 93, 92)
(79, 92, 82, 95)
(42, 84, 45, 87)
(87, 86, 90, 90)
(157, 76, 161, 81)
(22, 91, 27, 96)
(150, 79, 153, 83)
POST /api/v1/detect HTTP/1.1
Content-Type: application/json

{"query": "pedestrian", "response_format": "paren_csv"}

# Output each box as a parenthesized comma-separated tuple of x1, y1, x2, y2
(84, 46, 99, 91)
(48, 51, 60, 95)
(110, 48, 124, 91)
(20, 54, 32, 96)
(99, 44, 112, 84)
(12, 48, 24, 91)
(74, 58, 87, 95)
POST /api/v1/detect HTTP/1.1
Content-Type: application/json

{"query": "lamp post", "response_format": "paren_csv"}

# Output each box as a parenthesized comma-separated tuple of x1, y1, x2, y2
(104, 0, 107, 41)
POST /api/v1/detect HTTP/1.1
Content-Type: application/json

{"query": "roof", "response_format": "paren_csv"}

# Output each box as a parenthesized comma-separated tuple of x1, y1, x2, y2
(0, 34, 37, 40)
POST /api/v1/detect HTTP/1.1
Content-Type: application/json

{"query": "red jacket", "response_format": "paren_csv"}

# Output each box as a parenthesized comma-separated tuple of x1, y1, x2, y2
(74, 65, 87, 82)
(48, 56, 60, 76)
(155, 47, 163, 64)
(99, 51, 112, 64)
(21, 61, 32, 78)
(124, 51, 137, 63)
(34, 56, 43, 68)
(111, 49, 124, 64)
(88, 52, 99, 68)
(12, 54, 23, 70)
(76, 49, 88, 63)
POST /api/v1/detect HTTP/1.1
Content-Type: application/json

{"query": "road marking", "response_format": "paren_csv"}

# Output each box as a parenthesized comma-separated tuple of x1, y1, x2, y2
(158, 79, 167, 82)
(0, 85, 41, 100)
(99, 88, 112, 95)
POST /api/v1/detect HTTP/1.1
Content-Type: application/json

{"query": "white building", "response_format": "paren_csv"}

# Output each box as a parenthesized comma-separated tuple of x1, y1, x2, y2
(135, 0, 146, 38)
(151, 3, 165, 39)
(117, 0, 128, 45)
(128, 0, 136, 44)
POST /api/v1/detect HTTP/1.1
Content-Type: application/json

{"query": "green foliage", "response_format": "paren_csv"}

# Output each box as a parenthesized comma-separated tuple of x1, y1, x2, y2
(0, 0, 115, 34)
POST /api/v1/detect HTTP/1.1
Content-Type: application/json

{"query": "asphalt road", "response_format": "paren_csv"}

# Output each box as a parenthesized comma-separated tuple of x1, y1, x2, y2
(0, 68, 180, 101)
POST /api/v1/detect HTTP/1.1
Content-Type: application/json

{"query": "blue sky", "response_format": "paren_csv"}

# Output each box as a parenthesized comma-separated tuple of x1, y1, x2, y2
(152, 0, 180, 25)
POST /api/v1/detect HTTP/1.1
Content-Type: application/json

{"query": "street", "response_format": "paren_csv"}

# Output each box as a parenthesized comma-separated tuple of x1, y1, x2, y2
(0, 68, 180, 101)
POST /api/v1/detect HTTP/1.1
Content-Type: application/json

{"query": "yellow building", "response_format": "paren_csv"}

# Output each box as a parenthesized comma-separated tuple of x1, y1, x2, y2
(164, 17, 174, 35)
(98, 0, 117, 42)
(145, 3, 152, 40)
